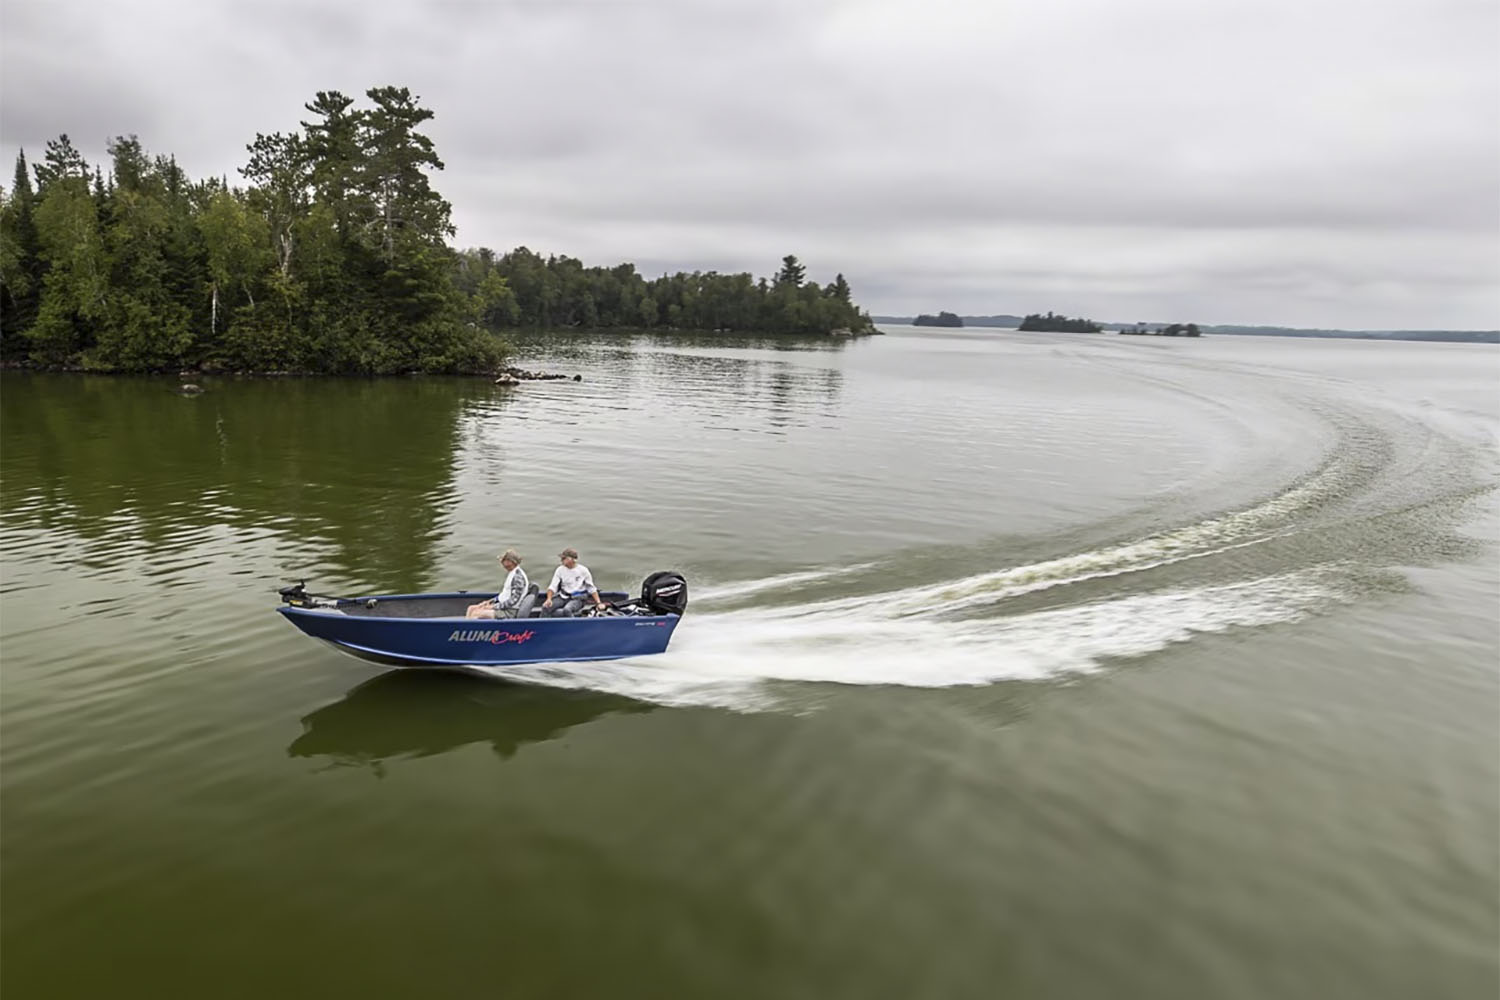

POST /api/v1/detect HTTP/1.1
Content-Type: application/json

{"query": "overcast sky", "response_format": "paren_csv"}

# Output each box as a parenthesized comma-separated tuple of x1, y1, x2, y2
(2, 0, 1496, 328)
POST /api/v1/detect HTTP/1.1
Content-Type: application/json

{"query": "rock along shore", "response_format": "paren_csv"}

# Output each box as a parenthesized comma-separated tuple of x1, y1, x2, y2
(494, 366, 582, 385)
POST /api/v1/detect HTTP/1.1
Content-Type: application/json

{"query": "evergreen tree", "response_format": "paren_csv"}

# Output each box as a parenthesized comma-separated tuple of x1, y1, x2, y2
(93, 136, 193, 369)
(32, 134, 88, 189)
(0, 151, 42, 353)
(775, 254, 806, 287)
(830, 273, 851, 304)
(300, 90, 364, 240)
(4, 88, 875, 373)
(358, 86, 451, 267)
(30, 165, 107, 363)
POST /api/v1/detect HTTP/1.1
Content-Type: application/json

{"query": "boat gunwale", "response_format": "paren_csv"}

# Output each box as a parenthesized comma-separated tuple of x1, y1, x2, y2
(277, 591, 665, 625)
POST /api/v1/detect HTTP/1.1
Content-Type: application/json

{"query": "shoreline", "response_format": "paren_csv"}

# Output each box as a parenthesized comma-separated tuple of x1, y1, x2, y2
(0, 326, 881, 378)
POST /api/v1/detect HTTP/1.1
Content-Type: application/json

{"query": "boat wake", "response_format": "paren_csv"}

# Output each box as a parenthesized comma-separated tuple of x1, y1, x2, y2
(479, 562, 1356, 710)
(472, 383, 1486, 711)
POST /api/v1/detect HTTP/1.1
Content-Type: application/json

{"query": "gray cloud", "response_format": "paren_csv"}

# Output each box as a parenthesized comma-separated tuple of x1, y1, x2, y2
(2, 0, 1495, 328)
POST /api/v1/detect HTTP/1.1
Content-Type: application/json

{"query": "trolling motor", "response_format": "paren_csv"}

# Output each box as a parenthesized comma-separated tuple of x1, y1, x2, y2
(278, 581, 310, 605)
(277, 581, 343, 609)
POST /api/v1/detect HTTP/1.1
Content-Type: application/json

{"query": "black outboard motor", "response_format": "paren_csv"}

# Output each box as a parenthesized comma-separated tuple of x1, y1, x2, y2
(640, 571, 689, 616)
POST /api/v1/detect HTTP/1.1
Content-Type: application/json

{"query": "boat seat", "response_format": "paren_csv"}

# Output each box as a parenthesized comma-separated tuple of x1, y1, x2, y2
(514, 584, 541, 619)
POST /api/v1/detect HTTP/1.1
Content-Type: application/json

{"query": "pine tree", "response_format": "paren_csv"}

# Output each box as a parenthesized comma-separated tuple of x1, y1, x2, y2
(775, 254, 806, 287)
(830, 272, 851, 304)
(358, 86, 451, 266)
(0, 151, 43, 350)
(32, 134, 88, 190)
(301, 90, 364, 240)
(30, 158, 107, 364)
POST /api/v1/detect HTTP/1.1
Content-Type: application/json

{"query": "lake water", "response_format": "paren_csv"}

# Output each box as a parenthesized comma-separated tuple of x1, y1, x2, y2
(2, 326, 1496, 998)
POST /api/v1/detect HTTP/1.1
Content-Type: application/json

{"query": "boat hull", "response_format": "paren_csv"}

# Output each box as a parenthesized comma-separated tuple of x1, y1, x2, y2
(277, 593, 680, 668)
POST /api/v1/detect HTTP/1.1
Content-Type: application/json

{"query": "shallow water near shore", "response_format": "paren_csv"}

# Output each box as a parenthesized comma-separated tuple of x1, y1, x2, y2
(3, 327, 1497, 999)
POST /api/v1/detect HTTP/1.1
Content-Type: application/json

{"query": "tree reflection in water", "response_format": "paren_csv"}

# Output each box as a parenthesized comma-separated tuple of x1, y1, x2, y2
(0, 373, 503, 591)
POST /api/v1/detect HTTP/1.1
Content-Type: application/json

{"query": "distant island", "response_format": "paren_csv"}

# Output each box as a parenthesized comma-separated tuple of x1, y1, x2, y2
(0, 87, 876, 375)
(874, 314, 1021, 327)
(1188, 325, 1498, 344)
(1120, 323, 1201, 337)
(1018, 312, 1102, 333)
(913, 311, 963, 327)
(871, 314, 1497, 344)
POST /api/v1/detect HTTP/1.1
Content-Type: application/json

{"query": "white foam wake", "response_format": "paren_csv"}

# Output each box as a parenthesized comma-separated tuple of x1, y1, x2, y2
(482, 472, 1356, 708)
(693, 562, 880, 602)
(696, 460, 1343, 620)
(482, 566, 1349, 710)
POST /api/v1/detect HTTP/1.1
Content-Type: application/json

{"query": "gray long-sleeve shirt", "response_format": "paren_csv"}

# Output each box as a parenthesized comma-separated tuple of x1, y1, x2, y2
(496, 566, 529, 609)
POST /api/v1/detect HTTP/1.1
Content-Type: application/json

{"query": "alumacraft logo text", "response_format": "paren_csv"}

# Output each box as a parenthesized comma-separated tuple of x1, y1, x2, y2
(447, 629, 536, 645)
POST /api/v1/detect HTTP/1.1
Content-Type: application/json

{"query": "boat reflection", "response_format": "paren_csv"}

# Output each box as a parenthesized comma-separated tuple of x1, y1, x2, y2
(287, 669, 651, 771)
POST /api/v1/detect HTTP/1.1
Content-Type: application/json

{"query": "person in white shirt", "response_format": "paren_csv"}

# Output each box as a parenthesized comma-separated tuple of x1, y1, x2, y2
(466, 549, 529, 618)
(543, 547, 606, 617)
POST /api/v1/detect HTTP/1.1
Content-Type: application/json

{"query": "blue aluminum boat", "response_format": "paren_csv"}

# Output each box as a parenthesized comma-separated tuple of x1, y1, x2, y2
(276, 572, 687, 669)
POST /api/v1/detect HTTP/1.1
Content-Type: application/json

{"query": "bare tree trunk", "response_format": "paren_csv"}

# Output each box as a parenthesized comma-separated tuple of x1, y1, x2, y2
(210, 282, 219, 333)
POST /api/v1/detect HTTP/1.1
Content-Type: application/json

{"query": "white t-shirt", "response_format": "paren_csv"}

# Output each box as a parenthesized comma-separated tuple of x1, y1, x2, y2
(548, 563, 597, 597)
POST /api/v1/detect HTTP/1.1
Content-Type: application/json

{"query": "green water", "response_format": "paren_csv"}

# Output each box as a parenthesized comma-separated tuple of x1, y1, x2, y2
(2, 329, 1496, 998)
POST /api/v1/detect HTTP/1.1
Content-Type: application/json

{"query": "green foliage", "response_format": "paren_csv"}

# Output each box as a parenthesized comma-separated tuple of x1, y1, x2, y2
(830, 273, 851, 304)
(32, 135, 88, 189)
(198, 189, 272, 330)
(453, 247, 874, 335)
(470, 269, 520, 327)
(30, 172, 108, 363)
(1120, 322, 1201, 337)
(913, 311, 963, 327)
(2, 86, 875, 373)
(1, 152, 43, 355)
(775, 254, 806, 288)
(1018, 311, 1102, 333)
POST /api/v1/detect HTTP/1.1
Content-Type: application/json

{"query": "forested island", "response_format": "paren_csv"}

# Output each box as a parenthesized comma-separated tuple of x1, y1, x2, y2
(873, 314, 1022, 327)
(1120, 323, 1202, 337)
(0, 87, 875, 375)
(912, 311, 963, 327)
(874, 313, 1496, 343)
(1017, 312, 1102, 333)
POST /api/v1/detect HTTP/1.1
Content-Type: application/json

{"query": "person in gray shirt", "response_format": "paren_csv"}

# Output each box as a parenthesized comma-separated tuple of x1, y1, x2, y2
(466, 549, 529, 618)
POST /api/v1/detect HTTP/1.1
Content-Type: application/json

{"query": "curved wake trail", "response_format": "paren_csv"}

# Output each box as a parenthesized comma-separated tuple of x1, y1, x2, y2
(693, 562, 881, 602)
(698, 454, 1353, 623)
(484, 566, 1354, 709)
(484, 442, 1389, 709)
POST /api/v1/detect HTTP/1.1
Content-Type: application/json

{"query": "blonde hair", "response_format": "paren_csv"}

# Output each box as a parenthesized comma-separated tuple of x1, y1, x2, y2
(500, 549, 522, 565)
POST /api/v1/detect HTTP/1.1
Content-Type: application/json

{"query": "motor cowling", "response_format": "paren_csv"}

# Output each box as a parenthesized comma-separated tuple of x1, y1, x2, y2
(640, 571, 688, 616)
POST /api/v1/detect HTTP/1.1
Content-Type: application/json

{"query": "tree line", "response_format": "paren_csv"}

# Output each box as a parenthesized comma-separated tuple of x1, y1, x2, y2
(0, 87, 874, 375)
(453, 248, 873, 338)
(1120, 323, 1201, 337)
(912, 311, 963, 327)
(1018, 312, 1102, 333)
